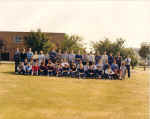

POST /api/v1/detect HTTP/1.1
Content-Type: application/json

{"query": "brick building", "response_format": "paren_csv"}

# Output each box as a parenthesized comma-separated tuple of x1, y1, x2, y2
(0, 31, 65, 61)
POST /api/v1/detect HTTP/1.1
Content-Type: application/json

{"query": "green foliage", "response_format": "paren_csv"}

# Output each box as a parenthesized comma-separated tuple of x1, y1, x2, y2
(93, 38, 138, 66)
(60, 34, 85, 53)
(93, 38, 125, 56)
(24, 29, 55, 53)
(139, 45, 150, 59)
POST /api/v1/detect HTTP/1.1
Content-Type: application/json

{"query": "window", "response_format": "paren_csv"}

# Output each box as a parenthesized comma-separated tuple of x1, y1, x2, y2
(14, 36, 23, 43)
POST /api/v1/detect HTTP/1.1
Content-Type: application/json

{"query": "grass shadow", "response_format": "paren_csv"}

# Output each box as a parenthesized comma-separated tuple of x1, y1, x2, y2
(2, 72, 16, 75)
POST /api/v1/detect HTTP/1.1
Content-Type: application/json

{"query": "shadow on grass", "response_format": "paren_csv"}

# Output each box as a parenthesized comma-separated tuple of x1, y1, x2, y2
(2, 72, 16, 75)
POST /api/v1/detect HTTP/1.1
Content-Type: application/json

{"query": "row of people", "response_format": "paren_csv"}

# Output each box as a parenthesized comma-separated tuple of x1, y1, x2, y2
(14, 48, 131, 78)
(17, 58, 127, 80)
(14, 48, 123, 65)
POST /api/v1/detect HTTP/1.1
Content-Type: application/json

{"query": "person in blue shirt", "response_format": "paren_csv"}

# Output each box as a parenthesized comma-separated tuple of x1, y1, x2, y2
(25, 63, 32, 75)
(115, 52, 122, 69)
(111, 60, 119, 79)
(49, 48, 57, 63)
(75, 50, 82, 65)
(108, 52, 114, 65)
(77, 64, 85, 79)
(95, 51, 101, 65)
(27, 48, 33, 62)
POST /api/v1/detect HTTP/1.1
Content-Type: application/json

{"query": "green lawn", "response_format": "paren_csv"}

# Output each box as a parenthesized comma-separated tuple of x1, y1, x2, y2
(0, 64, 149, 119)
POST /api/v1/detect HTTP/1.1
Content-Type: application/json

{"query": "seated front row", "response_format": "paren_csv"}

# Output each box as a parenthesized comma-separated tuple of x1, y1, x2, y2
(16, 60, 126, 80)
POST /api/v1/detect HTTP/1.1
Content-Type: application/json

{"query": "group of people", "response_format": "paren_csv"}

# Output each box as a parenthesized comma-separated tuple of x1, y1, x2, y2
(14, 48, 131, 80)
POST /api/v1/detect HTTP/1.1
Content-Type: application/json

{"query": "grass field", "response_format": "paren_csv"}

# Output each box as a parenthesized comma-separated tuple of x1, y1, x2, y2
(0, 64, 149, 119)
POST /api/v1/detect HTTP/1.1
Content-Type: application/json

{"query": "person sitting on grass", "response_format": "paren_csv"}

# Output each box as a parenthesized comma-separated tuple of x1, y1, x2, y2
(120, 62, 127, 80)
(94, 64, 103, 79)
(70, 63, 77, 78)
(84, 62, 89, 78)
(62, 64, 70, 77)
(104, 65, 114, 79)
(39, 62, 47, 76)
(25, 63, 32, 75)
(32, 61, 39, 76)
(17, 62, 26, 75)
(56, 63, 63, 77)
(111, 60, 119, 79)
(47, 61, 55, 76)
(24, 58, 28, 66)
(87, 64, 95, 79)
(77, 63, 85, 79)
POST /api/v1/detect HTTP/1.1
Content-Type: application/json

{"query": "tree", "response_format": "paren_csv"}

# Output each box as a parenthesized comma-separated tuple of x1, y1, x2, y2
(60, 34, 85, 53)
(139, 45, 150, 70)
(139, 45, 150, 59)
(24, 29, 55, 53)
(93, 38, 125, 56)
(92, 38, 138, 67)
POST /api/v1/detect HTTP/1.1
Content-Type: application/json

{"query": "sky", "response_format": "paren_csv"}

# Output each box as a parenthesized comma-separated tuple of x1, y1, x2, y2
(0, 0, 150, 50)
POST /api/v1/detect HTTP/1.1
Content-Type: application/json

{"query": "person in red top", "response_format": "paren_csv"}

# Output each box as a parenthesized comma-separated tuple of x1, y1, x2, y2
(32, 61, 39, 76)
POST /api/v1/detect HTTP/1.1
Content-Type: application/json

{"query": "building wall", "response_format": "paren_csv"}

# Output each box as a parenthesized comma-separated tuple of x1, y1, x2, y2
(0, 31, 65, 61)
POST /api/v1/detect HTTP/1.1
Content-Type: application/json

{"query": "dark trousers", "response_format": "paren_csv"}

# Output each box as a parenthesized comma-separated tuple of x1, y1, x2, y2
(15, 62, 19, 72)
(126, 65, 130, 78)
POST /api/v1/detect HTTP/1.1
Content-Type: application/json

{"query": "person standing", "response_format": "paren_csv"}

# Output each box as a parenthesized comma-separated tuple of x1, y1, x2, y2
(108, 52, 114, 65)
(14, 48, 20, 73)
(20, 48, 27, 63)
(95, 51, 101, 65)
(89, 52, 95, 65)
(27, 48, 33, 62)
(39, 50, 45, 65)
(62, 50, 69, 62)
(68, 50, 75, 64)
(125, 55, 131, 78)
(49, 48, 57, 63)
(32, 51, 39, 62)
(57, 49, 62, 63)
(115, 52, 122, 69)
(75, 50, 82, 65)
(101, 51, 108, 65)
